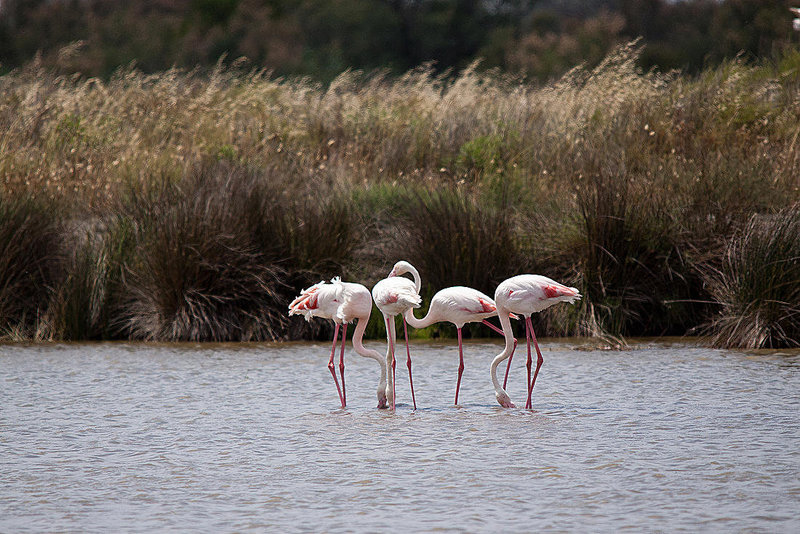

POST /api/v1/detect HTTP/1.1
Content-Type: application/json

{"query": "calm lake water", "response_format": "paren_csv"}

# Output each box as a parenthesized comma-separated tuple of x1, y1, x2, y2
(1, 338, 798, 532)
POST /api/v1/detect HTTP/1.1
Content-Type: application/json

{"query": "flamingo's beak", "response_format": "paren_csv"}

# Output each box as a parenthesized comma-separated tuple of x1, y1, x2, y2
(388, 269, 397, 277)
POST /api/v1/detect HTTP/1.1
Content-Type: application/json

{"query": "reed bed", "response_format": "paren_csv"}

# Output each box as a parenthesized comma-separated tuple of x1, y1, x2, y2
(1, 43, 798, 346)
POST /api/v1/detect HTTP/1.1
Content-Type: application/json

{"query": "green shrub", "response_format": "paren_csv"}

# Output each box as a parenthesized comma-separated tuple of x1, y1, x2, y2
(456, 134, 504, 177)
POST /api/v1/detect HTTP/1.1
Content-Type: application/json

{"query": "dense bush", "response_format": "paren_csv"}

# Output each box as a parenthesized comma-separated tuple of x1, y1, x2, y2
(113, 164, 358, 341)
(1, 0, 795, 83)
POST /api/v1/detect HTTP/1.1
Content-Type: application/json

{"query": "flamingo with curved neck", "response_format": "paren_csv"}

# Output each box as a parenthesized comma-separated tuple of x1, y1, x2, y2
(372, 263, 422, 410)
(490, 274, 581, 408)
(393, 261, 516, 405)
(349, 308, 389, 409)
(289, 277, 388, 409)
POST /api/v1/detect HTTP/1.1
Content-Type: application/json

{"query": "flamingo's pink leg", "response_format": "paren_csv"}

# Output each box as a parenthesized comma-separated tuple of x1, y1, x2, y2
(328, 322, 344, 408)
(455, 327, 465, 405)
(481, 319, 504, 336)
(386, 316, 396, 410)
(524, 318, 533, 409)
(480, 319, 517, 389)
(526, 316, 544, 409)
(403, 317, 417, 410)
(339, 322, 348, 408)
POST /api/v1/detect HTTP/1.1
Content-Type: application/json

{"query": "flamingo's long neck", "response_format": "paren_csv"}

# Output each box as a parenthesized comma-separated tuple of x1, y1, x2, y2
(403, 306, 438, 329)
(406, 264, 422, 294)
(384, 314, 395, 362)
(400, 263, 429, 327)
(351, 313, 388, 397)
(490, 309, 515, 396)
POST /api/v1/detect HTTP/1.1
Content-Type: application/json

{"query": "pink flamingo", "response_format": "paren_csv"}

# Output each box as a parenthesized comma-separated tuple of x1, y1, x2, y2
(289, 277, 388, 409)
(490, 274, 581, 409)
(391, 261, 516, 405)
(372, 262, 423, 410)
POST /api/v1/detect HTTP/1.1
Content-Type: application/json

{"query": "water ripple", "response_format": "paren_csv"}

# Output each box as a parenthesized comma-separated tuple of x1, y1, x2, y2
(1, 341, 798, 532)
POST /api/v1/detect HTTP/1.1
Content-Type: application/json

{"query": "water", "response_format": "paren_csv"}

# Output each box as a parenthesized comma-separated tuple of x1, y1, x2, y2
(2, 339, 799, 532)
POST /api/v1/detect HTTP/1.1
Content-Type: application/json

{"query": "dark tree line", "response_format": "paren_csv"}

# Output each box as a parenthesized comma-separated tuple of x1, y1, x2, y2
(0, 0, 797, 81)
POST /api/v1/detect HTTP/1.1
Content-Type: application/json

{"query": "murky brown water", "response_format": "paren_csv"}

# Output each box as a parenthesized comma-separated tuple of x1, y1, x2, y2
(2, 339, 798, 532)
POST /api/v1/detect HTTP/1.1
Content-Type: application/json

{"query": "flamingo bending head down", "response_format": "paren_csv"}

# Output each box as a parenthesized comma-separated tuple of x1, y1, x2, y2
(289, 277, 388, 409)
(491, 274, 581, 409)
(391, 262, 516, 405)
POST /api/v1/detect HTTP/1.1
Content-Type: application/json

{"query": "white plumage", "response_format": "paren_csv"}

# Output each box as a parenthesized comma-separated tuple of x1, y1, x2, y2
(372, 261, 423, 409)
(289, 277, 387, 409)
(395, 264, 511, 405)
(289, 277, 374, 324)
(371, 277, 422, 316)
(408, 286, 498, 329)
(496, 274, 581, 314)
(490, 274, 581, 409)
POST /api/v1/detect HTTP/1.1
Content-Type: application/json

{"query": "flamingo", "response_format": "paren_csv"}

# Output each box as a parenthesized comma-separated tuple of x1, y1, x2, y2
(792, 7, 800, 31)
(391, 261, 516, 405)
(371, 262, 423, 410)
(289, 277, 388, 409)
(490, 275, 581, 409)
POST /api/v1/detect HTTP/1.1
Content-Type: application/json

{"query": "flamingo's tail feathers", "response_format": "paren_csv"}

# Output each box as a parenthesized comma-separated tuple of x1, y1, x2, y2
(405, 293, 423, 309)
(543, 284, 582, 304)
(477, 297, 497, 314)
(288, 280, 326, 319)
(509, 312, 520, 320)
(288, 296, 318, 321)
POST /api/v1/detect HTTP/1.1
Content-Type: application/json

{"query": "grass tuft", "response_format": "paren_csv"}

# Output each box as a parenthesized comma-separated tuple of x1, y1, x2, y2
(114, 162, 358, 341)
(702, 205, 800, 348)
(386, 188, 524, 339)
(0, 194, 62, 339)
(116, 164, 288, 341)
(394, 188, 523, 297)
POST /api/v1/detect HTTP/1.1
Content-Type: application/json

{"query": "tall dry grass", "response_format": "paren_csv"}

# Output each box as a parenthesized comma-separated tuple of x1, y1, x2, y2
(1, 43, 799, 345)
